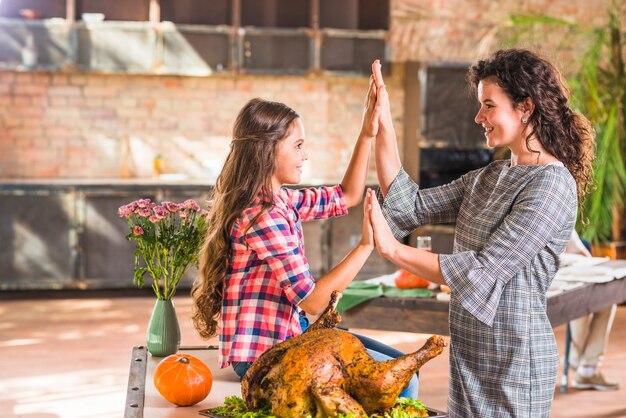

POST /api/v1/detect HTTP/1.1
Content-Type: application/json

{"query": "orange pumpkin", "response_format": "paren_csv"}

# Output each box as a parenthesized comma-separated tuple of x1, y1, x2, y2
(393, 269, 431, 289)
(153, 354, 213, 406)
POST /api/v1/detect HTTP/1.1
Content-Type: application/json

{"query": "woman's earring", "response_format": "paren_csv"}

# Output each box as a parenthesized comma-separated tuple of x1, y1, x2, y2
(521, 115, 529, 124)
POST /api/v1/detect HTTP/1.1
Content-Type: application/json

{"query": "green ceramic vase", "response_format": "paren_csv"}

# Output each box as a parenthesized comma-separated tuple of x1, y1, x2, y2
(146, 299, 180, 357)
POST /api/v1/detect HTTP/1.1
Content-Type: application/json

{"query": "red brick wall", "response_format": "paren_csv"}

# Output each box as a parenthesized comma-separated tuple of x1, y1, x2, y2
(391, 0, 608, 62)
(0, 70, 404, 182)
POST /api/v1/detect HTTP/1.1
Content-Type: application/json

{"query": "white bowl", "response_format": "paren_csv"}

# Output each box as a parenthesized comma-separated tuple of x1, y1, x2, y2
(81, 13, 105, 23)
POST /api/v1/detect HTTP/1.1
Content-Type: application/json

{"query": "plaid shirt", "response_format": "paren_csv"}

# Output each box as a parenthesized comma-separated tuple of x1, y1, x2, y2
(219, 185, 347, 368)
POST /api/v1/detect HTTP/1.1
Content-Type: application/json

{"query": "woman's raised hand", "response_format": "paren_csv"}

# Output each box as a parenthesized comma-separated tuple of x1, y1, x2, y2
(371, 60, 394, 138)
(371, 60, 401, 195)
(366, 188, 399, 259)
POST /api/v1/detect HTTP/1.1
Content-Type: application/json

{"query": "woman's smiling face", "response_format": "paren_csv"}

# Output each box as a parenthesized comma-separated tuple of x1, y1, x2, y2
(474, 77, 528, 149)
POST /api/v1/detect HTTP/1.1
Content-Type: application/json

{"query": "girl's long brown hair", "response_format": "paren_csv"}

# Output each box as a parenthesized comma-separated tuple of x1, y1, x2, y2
(468, 48, 595, 204)
(192, 98, 299, 339)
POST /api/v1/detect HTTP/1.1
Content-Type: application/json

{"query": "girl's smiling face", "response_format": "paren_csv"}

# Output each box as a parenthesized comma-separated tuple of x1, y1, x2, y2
(474, 77, 530, 150)
(272, 118, 308, 190)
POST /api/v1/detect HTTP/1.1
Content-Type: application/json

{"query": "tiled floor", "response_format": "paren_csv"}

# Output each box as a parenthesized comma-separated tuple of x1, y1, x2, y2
(0, 292, 624, 417)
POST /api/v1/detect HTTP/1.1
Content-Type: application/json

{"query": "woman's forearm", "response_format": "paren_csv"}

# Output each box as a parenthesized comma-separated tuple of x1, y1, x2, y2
(384, 242, 446, 286)
(375, 126, 401, 197)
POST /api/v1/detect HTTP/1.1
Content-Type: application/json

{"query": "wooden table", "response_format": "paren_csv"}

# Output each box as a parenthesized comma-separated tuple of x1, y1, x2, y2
(340, 260, 626, 334)
(125, 261, 626, 416)
(124, 345, 447, 417)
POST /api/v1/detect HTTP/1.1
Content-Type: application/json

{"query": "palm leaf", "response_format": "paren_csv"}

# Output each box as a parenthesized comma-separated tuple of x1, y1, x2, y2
(509, 2, 626, 243)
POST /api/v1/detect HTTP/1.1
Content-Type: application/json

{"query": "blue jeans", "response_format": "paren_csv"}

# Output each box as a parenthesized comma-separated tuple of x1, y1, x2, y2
(232, 360, 252, 379)
(232, 316, 419, 399)
(232, 314, 311, 379)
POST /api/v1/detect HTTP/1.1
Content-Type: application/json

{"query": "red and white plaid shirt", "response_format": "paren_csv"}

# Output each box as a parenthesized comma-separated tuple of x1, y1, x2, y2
(218, 185, 347, 368)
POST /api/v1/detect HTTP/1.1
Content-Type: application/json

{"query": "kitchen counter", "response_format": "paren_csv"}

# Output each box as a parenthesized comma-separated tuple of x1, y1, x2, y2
(0, 181, 215, 290)
(0, 180, 396, 291)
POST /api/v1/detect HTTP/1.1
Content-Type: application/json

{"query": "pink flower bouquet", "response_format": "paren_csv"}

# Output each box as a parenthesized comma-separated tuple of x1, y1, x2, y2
(118, 198, 208, 300)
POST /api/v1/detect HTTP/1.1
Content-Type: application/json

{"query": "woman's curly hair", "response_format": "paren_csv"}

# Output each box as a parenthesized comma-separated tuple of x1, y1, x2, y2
(468, 48, 595, 204)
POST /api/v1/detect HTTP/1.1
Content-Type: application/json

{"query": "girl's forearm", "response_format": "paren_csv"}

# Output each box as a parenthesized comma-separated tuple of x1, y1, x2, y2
(299, 243, 373, 315)
(340, 133, 373, 208)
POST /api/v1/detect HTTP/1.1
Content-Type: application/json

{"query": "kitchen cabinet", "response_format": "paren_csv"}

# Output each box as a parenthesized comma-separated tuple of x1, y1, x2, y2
(75, 22, 156, 72)
(0, 0, 389, 76)
(0, 18, 71, 69)
(77, 0, 151, 22)
(160, 0, 231, 26)
(0, 181, 212, 290)
(0, 192, 74, 289)
(0, 181, 387, 290)
(0, 0, 67, 19)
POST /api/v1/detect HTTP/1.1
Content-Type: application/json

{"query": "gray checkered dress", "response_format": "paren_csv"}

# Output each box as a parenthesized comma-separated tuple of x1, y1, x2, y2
(381, 160, 577, 417)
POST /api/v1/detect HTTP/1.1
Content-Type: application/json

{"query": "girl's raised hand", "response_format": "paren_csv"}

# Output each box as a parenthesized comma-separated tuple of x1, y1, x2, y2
(367, 188, 399, 259)
(360, 189, 375, 249)
(371, 60, 393, 136)
(360, 75, 381, 138)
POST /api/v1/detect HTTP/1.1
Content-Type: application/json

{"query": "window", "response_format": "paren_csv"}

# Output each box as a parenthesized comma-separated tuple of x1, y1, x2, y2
(420, 64, 484, 148)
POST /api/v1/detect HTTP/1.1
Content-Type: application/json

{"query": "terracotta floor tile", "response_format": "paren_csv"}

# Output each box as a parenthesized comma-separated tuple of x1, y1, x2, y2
(0, 294, 624, 417)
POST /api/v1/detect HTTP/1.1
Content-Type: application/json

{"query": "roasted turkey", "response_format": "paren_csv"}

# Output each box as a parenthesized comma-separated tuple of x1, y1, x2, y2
(241, 291, 446, 417)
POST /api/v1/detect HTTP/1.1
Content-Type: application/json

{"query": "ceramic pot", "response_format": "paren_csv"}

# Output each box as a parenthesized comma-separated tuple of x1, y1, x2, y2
(146, 299, 180, 357)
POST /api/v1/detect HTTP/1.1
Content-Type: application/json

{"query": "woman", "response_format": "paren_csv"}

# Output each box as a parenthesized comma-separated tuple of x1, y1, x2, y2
(367, 49, 595, 416)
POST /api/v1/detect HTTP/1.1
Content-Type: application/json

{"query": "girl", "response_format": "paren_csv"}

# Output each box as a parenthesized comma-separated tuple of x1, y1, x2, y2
(192, 77, 418, 398)
(367, 49, 595, 416)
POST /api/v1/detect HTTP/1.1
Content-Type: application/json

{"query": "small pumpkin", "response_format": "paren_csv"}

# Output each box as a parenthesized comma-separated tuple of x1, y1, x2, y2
(153, 353, 213, 406)
(393, 269, 431, 289)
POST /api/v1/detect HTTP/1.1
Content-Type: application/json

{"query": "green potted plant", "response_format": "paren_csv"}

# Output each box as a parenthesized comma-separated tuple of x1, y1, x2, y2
(507, 1, 626, 251)
(118, 198, 208, 356)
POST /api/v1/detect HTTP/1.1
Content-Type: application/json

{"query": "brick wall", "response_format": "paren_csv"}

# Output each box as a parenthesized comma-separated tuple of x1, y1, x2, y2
(0, 0, 610, 182)
(0, 68, 406, 287)
(391, 0, 608, 62)
(0, 70, 404, 182)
